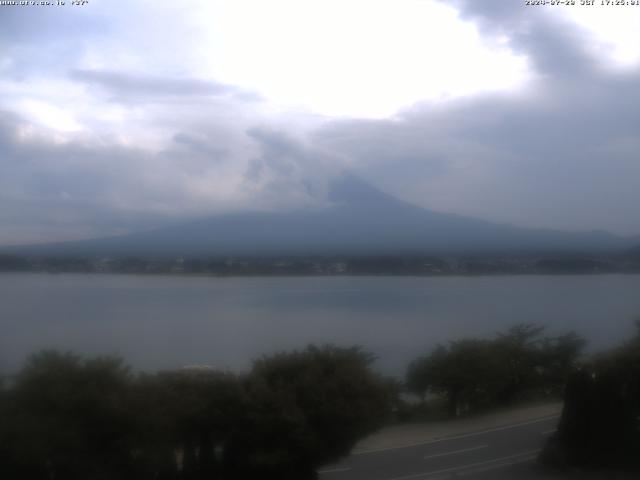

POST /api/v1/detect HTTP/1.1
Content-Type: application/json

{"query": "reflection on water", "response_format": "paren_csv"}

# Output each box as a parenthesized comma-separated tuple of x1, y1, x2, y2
(1, 273, 639, 376)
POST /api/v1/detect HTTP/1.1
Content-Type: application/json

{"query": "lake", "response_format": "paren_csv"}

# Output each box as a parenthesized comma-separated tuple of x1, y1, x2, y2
(1, 273, 639, 377)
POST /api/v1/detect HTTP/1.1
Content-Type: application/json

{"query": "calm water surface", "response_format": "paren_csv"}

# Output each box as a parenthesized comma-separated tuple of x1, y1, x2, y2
(1, 273, 640, 376)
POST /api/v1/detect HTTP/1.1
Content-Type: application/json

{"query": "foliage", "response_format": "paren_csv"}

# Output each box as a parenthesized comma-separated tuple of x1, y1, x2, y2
(406, 324, 585, 416)
(0, 345, 391, 480)
(2, 351, 135, 479)
(542, 322, 640, 470)
(227, 345, 391, 479)
(130, 369, 244, 479)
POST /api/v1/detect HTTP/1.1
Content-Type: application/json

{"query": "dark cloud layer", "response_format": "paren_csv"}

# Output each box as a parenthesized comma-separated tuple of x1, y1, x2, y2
(446, 0, 601, 77)
(70, 70, 263, 104)
(72, 70, 232, 96)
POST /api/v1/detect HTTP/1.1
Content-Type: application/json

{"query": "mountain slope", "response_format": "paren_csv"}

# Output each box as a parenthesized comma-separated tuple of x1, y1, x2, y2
(3, 174, 630, 257)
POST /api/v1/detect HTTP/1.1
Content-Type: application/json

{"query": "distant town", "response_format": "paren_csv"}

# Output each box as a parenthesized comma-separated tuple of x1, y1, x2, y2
(1, 252, 640, 276)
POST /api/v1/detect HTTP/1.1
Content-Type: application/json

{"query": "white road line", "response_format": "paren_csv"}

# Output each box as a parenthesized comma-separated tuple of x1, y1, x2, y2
(318, 466, 352, 474)
(541, 429, 557, 435)
(385, 449, 541, 480)
(354, 415, 559, 455)
(456, 452, 540, 478)
(423, 444, 488, 460)
(427, 416, 559, 443)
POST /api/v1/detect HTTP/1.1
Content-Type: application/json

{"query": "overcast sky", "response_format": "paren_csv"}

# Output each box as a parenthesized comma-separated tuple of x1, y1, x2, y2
(1, 0, 639, 245)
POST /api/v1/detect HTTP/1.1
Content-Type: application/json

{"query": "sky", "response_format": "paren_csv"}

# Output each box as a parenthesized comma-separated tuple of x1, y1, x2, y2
(1, 0, 639, 245)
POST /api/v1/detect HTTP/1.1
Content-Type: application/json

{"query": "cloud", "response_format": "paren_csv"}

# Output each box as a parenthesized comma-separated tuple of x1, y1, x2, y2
(0, 110, 260, 245)
(267, 1, 631, 236)
(70, 69, 263, 104)
(71, 70, 231, 96)
(172, 132, 228, 160)
(0, 7, 107, 81)
(444, 0, 623, 76)
(0, 111, 332, 245)
(314, 64, 640, 234)
(0, 0, 639, 244)
(241, 127, 344, 210)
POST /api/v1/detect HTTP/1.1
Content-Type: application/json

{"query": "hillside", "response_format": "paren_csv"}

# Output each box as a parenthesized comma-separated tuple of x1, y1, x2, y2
(2, 174, 629, 257)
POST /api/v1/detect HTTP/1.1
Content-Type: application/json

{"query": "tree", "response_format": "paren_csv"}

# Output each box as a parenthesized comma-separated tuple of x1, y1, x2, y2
(408, 340, 506, 417)
(0, 373, 12, 475)
(1, 346, 393, 479)
(493, 323, 546, 403)
(541, 326, 640, 470)
(131, 368, 244, 480)
(3, 351, 135, 480)
(226, 345, 392, 479)
(538, 331, 586, 396)
(406, 324, 586, 417)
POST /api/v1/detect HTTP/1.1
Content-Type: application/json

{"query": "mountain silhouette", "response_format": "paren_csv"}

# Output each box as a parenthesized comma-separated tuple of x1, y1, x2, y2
(4, 174, 629, 257)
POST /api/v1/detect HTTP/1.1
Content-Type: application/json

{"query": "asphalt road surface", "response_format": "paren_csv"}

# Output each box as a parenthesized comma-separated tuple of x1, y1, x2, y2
(318, 415, 564, 480)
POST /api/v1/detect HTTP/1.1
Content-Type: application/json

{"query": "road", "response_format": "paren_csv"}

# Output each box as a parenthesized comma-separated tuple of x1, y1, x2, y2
(318, 415, 563, 480)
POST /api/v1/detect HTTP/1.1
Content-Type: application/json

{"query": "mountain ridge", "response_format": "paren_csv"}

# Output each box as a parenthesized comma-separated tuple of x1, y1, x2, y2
(1, 174, 631, 257)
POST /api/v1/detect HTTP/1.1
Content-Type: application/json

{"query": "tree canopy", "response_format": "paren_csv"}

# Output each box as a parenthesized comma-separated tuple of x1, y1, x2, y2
(542, 322, 640, 470)
(0, 345, 391, 480)
(406, 324, 585, 416)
